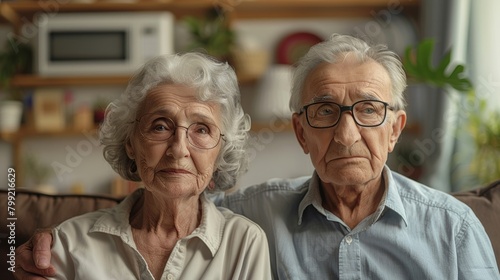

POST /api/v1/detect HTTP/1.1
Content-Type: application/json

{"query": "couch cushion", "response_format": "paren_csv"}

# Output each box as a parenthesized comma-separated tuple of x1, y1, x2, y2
(452, 180, 500, 269)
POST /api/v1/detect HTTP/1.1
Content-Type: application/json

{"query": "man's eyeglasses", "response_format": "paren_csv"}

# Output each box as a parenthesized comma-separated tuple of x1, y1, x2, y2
(136, 113, 224, 149)
(299, 100, 395, 128)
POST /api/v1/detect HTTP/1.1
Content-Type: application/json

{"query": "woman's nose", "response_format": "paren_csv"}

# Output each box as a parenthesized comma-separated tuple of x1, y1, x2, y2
(166, 127, 190, 158)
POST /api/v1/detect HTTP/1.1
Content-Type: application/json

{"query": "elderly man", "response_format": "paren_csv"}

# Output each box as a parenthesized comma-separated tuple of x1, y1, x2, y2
(15, 34, 499, 279)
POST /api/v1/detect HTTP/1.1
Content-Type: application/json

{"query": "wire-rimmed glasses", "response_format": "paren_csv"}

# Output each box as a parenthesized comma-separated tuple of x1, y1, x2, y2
(299, 100, 395, 128)
(136, 113, 224, 149)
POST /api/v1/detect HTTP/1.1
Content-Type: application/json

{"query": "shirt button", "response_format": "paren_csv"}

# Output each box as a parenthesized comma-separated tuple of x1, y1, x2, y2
(167, 274, 174, 280)
(345, 235, 353, 245)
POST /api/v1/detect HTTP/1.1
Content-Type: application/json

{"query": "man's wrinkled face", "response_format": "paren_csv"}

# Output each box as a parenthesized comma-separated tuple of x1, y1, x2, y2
(292, 55, 406, 187)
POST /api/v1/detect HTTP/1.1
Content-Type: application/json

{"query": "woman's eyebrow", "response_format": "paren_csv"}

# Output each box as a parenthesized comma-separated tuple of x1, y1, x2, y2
(147, 108, 173, 115)
(189, 113, 219, 125)
(151, 110, 217, 124)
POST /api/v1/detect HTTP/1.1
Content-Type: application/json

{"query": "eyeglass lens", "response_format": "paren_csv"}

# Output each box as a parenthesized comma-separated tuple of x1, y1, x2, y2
(306, 100, 388, 127)
(138, 114, 221, 149)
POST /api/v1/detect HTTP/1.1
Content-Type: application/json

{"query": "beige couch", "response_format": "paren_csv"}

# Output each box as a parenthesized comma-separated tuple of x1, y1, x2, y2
(1, 180, 499, 280)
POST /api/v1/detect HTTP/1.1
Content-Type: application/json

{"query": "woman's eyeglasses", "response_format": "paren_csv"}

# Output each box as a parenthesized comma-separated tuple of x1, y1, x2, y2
(136, 114, 224, 149)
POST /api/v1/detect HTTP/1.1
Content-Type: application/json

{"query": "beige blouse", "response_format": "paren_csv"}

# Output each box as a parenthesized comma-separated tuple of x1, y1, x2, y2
(49, 189, 272, 280)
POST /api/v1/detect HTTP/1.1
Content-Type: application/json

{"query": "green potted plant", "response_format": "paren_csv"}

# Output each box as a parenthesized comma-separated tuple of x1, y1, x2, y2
(403, 39, 472, 92)
(0, 40, 32, 132)
(466, 96, 500, 184)
(402, 39, 500, 185)
(0, 40, 32, 96)
(183, 6, 235, 61)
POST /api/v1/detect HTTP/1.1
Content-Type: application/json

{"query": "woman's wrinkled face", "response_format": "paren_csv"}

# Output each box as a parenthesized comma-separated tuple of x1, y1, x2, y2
(126, 84, 223, 198)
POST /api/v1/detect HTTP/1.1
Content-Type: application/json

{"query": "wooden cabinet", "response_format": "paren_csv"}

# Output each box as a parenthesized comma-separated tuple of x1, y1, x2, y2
(1, 0, 420, 87)
(1, 0, 420, 25)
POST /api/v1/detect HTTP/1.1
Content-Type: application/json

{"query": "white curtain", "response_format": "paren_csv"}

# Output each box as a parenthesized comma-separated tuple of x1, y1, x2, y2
(468, 2, 500, 111)
(418, 0, 500, 192)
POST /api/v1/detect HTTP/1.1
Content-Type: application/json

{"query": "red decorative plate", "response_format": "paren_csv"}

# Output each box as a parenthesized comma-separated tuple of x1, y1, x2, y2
(276, 32, 323, 65)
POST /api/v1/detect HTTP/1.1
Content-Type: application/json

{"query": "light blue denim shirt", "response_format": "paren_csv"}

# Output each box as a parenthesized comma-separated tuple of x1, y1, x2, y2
(220, 166, 499, 279)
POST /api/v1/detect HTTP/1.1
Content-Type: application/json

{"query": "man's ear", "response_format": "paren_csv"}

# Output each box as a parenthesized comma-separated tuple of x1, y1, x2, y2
(388, 110, 407, 152)
(292, 113, 310, 154)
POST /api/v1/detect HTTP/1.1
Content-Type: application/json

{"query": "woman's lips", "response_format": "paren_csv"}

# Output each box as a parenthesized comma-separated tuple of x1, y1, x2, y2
(161, 168, 192, 174)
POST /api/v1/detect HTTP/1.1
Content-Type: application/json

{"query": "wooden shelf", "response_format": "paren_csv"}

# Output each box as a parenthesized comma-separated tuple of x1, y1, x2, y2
(3, 0, 420, 88)
(0, 125, 99, 187)
(0, 1, 215, 26)
(11, 72, 258, 88)
(0, 126, 98, 142)
(0, 122, 291, 142)
(1, 0, 420, 27)
(231, 0, 420, 19)
(11, 74, 131, 87)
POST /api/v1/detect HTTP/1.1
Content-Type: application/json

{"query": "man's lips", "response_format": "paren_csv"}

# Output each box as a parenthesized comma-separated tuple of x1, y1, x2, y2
(330, 155, 365, 161)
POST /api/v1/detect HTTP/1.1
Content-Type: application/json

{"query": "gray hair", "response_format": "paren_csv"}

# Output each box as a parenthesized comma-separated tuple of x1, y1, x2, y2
(100, 52, 250, 192)
(289, 33, 407, 112)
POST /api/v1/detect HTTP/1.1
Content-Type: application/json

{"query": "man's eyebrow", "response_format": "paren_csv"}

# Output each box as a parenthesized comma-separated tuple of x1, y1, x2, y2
(306, 91, 381, 104)
(310, 95, 335, 103)
(358, 92, 381, 100)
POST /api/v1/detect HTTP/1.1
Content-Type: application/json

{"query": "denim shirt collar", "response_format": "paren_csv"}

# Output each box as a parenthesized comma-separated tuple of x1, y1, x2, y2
(297, 171, 323, 225)
(90, 188, 224, 257)
(297, 166, 408, 227)
(383, 166, 408, 226)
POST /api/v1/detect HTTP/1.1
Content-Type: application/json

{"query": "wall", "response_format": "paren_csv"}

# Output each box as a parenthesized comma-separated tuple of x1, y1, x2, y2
(0, 13, 418, 194)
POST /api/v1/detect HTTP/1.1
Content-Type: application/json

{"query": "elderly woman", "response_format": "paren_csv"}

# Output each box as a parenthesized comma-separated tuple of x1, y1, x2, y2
(48, 52, 271, 279)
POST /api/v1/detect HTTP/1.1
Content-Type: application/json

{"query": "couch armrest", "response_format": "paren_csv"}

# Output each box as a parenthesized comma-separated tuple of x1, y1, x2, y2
(452, 180, 500, 269)
(0, 189, 123, 280)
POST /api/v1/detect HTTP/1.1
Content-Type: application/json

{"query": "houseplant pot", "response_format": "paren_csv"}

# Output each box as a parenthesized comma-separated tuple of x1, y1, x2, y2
(0, 40, 32, 132)
(0, 100, 23, 132)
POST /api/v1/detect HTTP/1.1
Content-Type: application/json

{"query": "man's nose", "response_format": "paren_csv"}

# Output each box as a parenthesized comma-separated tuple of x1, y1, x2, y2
(333, 111, 361, 147)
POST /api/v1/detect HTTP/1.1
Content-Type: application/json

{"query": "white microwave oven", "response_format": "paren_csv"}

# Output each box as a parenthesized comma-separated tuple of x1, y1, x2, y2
(36, 12, 174, 76)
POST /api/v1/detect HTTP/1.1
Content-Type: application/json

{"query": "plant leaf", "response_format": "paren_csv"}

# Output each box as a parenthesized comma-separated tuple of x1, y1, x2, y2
(403, 39, 473, 93)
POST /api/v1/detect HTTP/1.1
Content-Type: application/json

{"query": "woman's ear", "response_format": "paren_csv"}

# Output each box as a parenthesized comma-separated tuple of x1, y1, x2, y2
(292, 113, 310, 154)
(125, 138, 135, 159)
(208, 179, 215, 191)
(388, 110, 407, 152)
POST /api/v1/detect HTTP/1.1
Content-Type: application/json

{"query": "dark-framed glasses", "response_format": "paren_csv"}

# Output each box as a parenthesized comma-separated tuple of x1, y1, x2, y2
(136, 113, 224, 149)
(299, 100, 395, 128)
